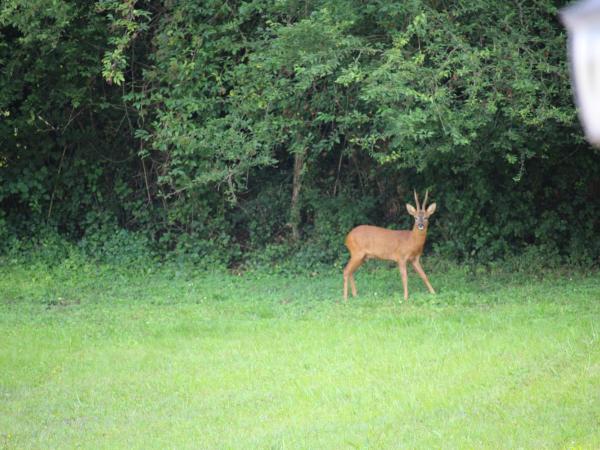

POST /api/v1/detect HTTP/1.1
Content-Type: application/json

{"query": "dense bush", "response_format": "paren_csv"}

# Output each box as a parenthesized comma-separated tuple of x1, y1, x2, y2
(1, 0, 598, 269)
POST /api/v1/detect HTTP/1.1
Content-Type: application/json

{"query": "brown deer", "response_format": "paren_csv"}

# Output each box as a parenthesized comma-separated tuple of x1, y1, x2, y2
(343, 190, 437, 301)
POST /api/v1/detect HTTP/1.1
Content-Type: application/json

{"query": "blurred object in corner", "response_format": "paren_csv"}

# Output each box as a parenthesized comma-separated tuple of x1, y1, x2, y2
(561, 0, 600, 146)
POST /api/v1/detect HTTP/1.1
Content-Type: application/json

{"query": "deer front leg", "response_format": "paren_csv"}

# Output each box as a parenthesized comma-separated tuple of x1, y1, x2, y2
(398, 260, 408, 300)
(412, 258, 435, 294)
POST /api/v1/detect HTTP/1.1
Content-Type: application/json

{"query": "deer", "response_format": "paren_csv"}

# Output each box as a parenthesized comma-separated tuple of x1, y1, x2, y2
(343, 190, 437, 301)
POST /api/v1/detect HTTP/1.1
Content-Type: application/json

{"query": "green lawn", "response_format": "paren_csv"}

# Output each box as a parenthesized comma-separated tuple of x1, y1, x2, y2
(1, 261, 599, 449)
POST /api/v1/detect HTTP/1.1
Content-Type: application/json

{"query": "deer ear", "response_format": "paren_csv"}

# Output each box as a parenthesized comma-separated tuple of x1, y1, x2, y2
(426, 202, 437, 216)
(406, 204, 418, 216)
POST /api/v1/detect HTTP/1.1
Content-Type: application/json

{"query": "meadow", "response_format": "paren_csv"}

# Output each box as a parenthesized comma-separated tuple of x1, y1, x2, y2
(1, 259, 599, 449)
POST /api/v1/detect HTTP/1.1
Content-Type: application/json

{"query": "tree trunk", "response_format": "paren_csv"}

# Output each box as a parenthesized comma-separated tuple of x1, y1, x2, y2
(290, 149, 306, 242)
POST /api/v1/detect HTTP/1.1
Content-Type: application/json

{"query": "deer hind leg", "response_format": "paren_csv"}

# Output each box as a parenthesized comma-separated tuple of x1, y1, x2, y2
(343, 255, 364, 300)
(398, 260, 409, 300)
(411, 258, 435, 294)
(349, 273, 357, 298)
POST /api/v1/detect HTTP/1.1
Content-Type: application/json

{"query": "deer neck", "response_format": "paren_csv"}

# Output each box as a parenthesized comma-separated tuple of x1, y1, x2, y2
(410, 224, 428, 247)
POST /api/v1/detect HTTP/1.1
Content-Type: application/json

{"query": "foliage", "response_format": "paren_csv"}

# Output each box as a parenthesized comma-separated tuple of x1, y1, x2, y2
(1, 0, 599, 267)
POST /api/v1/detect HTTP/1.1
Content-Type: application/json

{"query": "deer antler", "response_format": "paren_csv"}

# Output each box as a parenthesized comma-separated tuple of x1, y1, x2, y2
(422, 190, 429, 210)
(414, 189, 420, 210)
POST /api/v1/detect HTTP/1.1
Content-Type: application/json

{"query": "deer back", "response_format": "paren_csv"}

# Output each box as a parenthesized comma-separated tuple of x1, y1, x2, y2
(345, 225, 426, 262)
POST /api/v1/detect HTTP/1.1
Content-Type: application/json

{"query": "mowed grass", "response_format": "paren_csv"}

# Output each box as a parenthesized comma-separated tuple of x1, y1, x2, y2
(1, 260, 599, 449)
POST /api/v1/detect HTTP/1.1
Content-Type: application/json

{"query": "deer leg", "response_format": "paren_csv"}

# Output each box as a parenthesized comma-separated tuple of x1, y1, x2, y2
(343, 256, 364, 300)
(412, 258, 436, 294)
(398, 260, 408, 300)
(350, 273, 358, 298)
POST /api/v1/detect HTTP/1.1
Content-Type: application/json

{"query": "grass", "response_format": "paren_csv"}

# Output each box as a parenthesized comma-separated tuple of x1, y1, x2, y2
(1, 259, 599, 449)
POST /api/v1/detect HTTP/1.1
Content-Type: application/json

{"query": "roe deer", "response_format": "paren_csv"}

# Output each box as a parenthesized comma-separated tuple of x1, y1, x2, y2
(343, 190, 437, 301)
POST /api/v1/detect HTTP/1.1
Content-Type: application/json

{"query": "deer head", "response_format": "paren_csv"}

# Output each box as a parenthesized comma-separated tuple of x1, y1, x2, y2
(406, 190, 437, 231)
